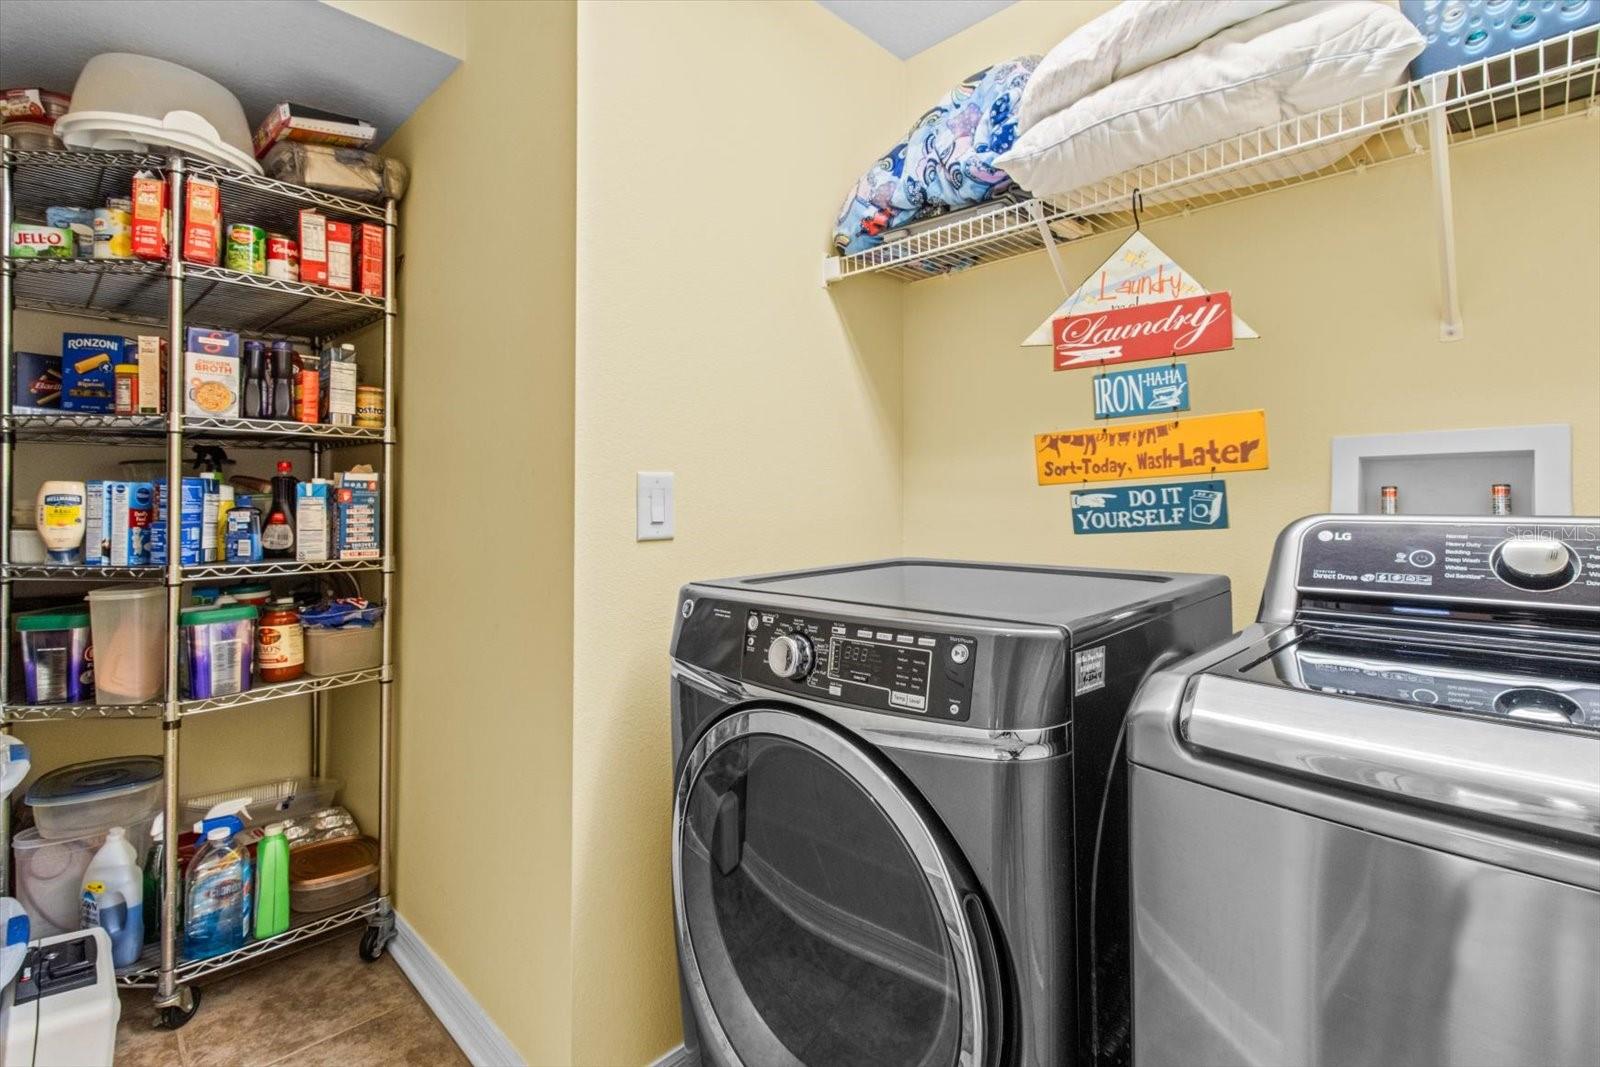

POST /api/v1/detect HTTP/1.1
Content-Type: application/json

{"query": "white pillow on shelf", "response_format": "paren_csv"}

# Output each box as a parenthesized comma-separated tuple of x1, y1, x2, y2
(998, 0, 1424, 201)
(1016, 0, 1294, 134)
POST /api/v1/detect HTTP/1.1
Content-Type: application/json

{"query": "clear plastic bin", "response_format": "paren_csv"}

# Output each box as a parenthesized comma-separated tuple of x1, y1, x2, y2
(13, 813, 158, 936)
(87, 585, 165, 704)
(26, 757, 163, 840)
(304, 623, 383, 677)
(181, 776, 341, 828)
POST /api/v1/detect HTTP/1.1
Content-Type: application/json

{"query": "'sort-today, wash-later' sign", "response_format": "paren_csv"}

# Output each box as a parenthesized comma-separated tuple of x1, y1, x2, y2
(1070, 480, 1229, 534)
(1035, 410, 1268, 485)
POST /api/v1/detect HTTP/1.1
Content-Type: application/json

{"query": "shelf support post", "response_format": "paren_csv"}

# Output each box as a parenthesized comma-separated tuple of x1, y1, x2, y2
(1423, 74, 1465, 342)
(0, 133, 15, 894)
(157, 152, 188, 1011)
(376, 197, 397, 914)
(1026, 200, 1073, 295)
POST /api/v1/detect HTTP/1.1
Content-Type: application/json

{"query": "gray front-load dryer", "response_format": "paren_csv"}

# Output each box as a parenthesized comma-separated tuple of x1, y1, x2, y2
(669, 559, 1231, 1067)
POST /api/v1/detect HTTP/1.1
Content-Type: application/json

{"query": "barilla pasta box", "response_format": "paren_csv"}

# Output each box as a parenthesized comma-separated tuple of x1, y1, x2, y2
(334, 471, 380, 559)
(12, 351, 61, 414)
(150, 478, 206, 566)
(61, 333, 132, 412)
(184, 327, 241, 418)
(84, 479, 106, 565)
(106, 482, 154, 566)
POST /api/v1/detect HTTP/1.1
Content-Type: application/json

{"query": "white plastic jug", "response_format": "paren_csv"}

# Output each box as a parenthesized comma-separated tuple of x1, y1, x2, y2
(80, 826, 144, 968)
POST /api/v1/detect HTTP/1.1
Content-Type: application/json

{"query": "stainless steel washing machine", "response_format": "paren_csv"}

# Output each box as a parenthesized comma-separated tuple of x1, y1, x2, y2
(1129, 515, 1600, 1067)
(670, 560, 1231, 1067)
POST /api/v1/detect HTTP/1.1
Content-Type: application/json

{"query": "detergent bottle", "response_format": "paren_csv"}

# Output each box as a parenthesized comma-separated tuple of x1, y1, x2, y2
(253, 822, 290, 940)
(183, 818, 253, 960)
(80, 826, 144, 968)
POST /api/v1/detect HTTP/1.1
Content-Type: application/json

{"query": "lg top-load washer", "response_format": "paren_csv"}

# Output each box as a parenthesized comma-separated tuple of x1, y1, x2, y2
(1128, 515, 1600, 1067)
(669, 559, 1231, 1067)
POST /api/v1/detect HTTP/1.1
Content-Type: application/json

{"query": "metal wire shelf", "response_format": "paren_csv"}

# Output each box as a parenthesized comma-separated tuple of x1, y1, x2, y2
(825, 25, 1600, 284)
(4, 148, 387, 231)
(7, 256, 385, 341)
(4, 558, 383, 581)
(117, 896, 385, 987)
(3, 667, 382, 723)
(2, 413, 386, 448)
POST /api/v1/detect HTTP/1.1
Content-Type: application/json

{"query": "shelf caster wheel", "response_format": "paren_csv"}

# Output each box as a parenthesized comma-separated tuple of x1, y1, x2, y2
(157, 986, 201, 1030)
(359, 926, 389, 963)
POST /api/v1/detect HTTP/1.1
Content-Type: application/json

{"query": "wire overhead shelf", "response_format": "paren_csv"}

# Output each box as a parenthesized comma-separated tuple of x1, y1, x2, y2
(824, 26, 1600, 286)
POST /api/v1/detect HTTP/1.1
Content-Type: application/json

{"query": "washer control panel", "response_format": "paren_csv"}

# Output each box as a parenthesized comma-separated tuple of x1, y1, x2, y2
(742, 609, 977, 721)
(1296, 519, 1600, 609)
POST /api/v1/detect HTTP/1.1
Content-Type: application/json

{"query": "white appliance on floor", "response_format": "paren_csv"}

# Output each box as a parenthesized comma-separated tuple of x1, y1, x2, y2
(0, 736, 119, 1067)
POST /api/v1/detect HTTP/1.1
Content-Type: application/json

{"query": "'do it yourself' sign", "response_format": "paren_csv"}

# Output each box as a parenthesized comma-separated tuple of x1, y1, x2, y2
(1035, 410, 1269, 485)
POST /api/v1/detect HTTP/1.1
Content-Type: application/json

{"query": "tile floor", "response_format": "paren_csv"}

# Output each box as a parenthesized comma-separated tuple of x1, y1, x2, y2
(114, 931, 468, 1066)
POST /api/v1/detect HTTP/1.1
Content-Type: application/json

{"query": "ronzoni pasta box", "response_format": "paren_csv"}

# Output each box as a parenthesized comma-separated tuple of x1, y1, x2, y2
(61, 333, 132, 413)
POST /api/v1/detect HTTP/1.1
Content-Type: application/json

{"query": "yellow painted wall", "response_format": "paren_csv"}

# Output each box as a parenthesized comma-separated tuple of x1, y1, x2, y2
(899, 3, 1600, 629)
(378, 1, 576, 1062)
(570, 3, 905, 1063)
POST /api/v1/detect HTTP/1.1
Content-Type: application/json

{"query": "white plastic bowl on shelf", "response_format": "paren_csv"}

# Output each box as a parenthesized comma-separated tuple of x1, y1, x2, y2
(53, 53, 262, 175)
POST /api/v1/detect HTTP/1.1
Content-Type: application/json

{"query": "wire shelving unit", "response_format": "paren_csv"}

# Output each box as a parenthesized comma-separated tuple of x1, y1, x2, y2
(0, 139, 398, 1028)
(823, 25, 1600, 325)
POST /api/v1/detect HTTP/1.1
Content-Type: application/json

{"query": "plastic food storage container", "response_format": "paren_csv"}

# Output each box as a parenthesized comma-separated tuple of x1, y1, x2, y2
(16, 609, 94, 704)
(179, 603, 257, 699)
(181, 776, 341, 828)
(289, 836, 378, 913)
(304, 622, 382, 676)
(261, 142, 408, 202)
(87, 585, 165, 705)
(12, 814, 157, 937)
(25, 757, 163, 840)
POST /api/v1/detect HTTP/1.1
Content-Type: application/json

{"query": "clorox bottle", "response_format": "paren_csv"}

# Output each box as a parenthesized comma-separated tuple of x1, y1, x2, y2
(183, 820, 253, 960)
(80, 826, 145, 968)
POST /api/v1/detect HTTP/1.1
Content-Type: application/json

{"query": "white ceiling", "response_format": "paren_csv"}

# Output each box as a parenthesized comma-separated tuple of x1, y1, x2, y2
(0, 0, 459, 146)
(817, 0, 1018, 59)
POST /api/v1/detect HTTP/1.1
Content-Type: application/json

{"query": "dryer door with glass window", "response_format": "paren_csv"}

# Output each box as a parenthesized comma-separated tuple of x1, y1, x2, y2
(673, 705, 993, 1067)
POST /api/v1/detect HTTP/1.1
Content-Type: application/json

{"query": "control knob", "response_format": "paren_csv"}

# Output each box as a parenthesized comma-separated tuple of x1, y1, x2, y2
(766, 633, 815, 680)
(1492, 536, 1577, 591)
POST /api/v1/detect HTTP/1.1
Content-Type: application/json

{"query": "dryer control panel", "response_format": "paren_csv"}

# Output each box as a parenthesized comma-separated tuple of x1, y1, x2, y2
(742, 609, 977, 721)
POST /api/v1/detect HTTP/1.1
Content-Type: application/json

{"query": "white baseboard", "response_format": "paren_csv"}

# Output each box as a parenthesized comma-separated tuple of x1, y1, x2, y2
(390, 912, 525, 1067)
(648, 1045, 694, 1067)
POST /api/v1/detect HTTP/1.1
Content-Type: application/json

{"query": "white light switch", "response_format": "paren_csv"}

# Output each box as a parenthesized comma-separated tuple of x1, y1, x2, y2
(637, 472, 675, 541)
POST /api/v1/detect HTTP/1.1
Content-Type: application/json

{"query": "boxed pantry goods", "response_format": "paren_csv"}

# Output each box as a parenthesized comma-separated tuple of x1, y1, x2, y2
(10, 224, 74, 258)
(319, 343, 356, 425)
(262, 142, 408, 203)
(296, 480, 333, 562)
(12, 351, 61, 413)
(182, 175, 222, 266)
(183, 327, 241, 418)
(150, 478, 206, 567)
(45, 206, 95, 251)
(252, 102, 376, 155)
(61, 332, 131, 412)
(134, 334, 167, 414)
(130, 170, 167, 261)
(326, 220, 353, 291)
(105, 481, 155, 566)
(359, 223, 384, 297)
(298, 209, 328, 285)
(334, 469, 379, 559)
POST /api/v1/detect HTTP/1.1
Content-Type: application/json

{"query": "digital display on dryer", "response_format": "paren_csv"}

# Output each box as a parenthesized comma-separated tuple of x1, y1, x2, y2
(828, 637, 931, 711)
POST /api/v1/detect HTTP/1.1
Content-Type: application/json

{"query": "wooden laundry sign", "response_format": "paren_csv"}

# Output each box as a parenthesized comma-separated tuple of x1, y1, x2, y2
(1054, 292, 1234, 371)
(1035, 409, 1268, 485)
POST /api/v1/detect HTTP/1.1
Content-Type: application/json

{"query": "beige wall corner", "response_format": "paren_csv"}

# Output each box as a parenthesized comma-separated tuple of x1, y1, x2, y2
(382, 1, 578, 1063)
(569, 2, 906, 1063)
(320, 0, 468, 59)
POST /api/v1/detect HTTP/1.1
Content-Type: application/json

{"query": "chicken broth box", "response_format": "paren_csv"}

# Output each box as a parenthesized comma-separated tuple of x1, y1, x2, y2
(183, 327, 241, 419)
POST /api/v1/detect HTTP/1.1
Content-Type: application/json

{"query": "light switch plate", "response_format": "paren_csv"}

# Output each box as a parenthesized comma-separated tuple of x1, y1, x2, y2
(637, 472, 675, 541)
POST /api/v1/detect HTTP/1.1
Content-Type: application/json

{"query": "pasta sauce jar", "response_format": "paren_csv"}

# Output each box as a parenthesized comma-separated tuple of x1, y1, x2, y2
(256, 597, 305, 682)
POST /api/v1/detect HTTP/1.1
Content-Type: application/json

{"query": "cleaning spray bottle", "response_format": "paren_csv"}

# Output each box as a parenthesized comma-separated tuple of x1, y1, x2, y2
(81, 826, 144, 968)
(254, 822, 290, 940)
(183, 815, 253, 960)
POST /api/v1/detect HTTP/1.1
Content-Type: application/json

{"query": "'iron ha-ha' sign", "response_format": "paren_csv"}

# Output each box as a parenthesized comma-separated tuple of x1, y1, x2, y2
(1055, 292, 1233, 371)
(1093, 364, 1190, 419)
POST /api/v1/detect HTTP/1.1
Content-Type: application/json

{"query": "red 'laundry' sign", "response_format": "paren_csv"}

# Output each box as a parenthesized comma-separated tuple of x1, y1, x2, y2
(1054, 292, 1234, 371)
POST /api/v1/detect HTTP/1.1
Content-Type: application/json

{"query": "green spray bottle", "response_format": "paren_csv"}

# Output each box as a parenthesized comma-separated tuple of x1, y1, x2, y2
(254, 822, 290, 940)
